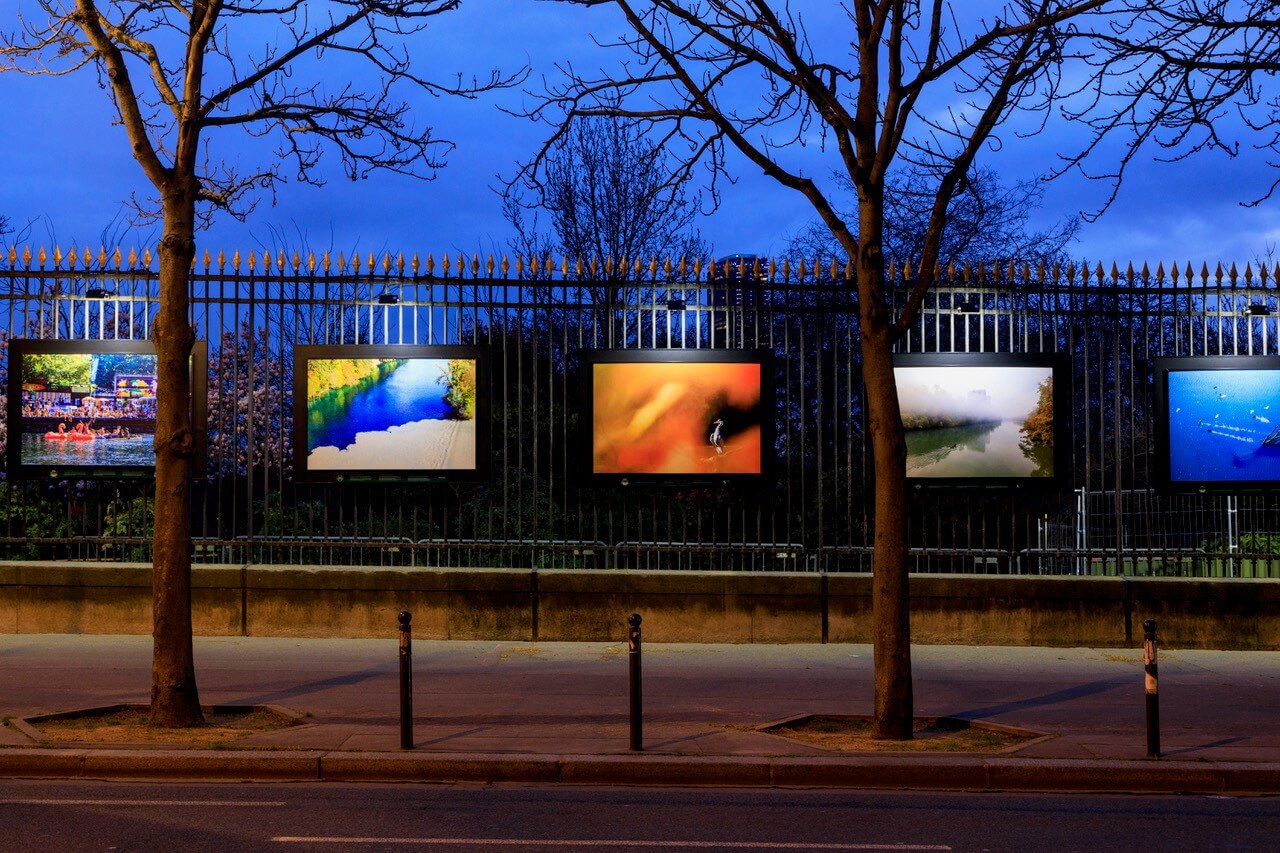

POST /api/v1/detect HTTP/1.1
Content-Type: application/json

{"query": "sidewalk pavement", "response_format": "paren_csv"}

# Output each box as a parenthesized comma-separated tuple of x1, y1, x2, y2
(3, 634, 1280, 793)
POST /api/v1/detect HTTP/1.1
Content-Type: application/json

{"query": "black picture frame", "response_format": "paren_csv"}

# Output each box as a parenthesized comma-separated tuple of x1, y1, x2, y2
(1154, 355, 1280, 492)
(578, 348, 774, 486)
(6, 338, 208, 480)
(891, 351, 1071, 489)
(292, 344, 489, 483)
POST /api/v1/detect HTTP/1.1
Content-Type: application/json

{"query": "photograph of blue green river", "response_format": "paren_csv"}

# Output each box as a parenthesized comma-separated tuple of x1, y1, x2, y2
(305, 357, 477, 471)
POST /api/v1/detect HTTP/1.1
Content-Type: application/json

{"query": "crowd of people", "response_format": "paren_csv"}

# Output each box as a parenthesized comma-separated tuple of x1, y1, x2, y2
(21, 392, 156, 421)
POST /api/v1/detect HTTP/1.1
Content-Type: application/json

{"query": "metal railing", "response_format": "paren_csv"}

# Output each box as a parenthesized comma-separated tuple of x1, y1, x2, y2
(1, 248, 1278, 577)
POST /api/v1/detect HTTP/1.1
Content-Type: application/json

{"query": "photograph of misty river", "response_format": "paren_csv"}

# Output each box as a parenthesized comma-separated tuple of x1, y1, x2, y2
(895, 365, 1055, 478)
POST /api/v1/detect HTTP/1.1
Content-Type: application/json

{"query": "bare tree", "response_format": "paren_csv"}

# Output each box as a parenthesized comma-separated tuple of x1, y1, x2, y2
(530, 0, 1111, 738)
(1071, 1, 1280, 210)
(506, 116, 709, 324)
(789, 166, 1080, 269)
(2, 0, 516, 726)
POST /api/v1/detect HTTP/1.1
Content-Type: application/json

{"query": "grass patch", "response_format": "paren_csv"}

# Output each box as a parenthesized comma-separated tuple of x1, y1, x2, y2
(30, 706, 296, 747)
(763, 715, 1040, 753)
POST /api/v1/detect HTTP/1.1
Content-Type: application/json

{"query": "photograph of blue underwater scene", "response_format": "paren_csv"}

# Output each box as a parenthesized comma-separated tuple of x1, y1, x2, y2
(1167, 368, 1280, 483)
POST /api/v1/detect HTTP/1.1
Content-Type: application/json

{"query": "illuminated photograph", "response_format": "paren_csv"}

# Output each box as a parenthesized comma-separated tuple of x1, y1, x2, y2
(17, 350, 159, 468)
(303, 355, 477, 472)
(591, 359, 764, 476)
(896, 363, 1056, 478)
(1165, 366, 1280, 484)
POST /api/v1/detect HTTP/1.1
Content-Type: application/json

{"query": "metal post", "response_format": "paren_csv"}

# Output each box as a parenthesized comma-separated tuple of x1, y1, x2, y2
(1143, 617, 1160, 758)
(628, 612, 642, 752)
(398, 609, 413, 750)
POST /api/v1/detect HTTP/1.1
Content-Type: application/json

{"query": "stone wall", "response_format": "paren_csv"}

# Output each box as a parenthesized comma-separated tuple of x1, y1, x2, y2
(2, 562, 1278, 649)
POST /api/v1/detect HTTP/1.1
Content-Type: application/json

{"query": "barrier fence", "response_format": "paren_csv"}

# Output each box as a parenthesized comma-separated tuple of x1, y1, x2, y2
(1, 247, 1278, 577)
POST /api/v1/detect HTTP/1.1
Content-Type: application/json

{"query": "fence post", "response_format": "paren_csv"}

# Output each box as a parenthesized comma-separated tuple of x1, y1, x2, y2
(628, 612, 642, 752)
(398, 609, 413, 750)
(1143, 617, 1160, 758)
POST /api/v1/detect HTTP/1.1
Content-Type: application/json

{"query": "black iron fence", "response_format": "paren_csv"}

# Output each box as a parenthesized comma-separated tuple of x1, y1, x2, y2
(1, 247, 1278, 577)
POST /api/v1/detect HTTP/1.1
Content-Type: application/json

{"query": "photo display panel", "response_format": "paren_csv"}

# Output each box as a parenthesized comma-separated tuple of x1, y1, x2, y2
(7, 338, 207, 478)
(1156, 356, 1280, 490)
(293, 344, 487, 482)
(583, 349, 771, 484)
(892, 352, 1069, 486)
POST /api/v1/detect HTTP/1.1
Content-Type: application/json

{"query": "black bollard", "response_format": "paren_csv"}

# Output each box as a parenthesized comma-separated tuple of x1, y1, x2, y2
(1143, 617, 1160, 758)
(628, 612, 642, 752)
(398, 609, 413, 750)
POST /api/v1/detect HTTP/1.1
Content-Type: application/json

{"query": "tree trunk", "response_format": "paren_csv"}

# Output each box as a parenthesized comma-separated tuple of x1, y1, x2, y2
(855, 194, 914, 741)
(149, 190, 203, 728)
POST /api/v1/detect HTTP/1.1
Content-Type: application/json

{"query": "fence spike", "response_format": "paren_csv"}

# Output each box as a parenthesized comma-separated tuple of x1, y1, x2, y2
(663, 257, 672, 279)
(440, 253, 450, 276)
(771, 258, 779, 282)
(678, 256, 688, 279)
(336, 251, 346, 274)
(249, 251, 258, 273)
(797, 258, 808, 282)
(575, 256, 584, 278)
(22, 245, 32, 268)
(232, 249, 242, 272)
(1244, 262, 1254, 285)
(692, 256, 703, 280)
(649, 256, 658, 278)
(412, 253, 421, 275)
(1229, 261, 1239, 284)
(396, 252, 405, 275)
(499, 254, 508, 277)
(425, 253, 434, 276)
(144, 247, 155, 268)
(307, 251, 316, 274)
(1274, 263, 1280, 283)
(54, 245, 64, 269)
(561, 256, 569, 277)
(486, 254, 495, 276)
(37, 245, 47, 268)
(515, 255, 525, 278)
(1200, 262, 1210, 284)
(290, 251, 299, 273)
(533, 255, 542, 277)
(110, 246, 121, 269)
(633, 256, 642, 278)
(589, 256, 599, 278)
(200, 248, 209, 271)
(1155, 261, 1165, 283)
(217, 249, 226, 271)
(69, 245, 79, 270)
(844, 258, 853, 282)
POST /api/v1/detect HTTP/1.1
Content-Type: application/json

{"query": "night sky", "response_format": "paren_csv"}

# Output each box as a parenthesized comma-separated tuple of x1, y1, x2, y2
(3, 2, 1278, 267)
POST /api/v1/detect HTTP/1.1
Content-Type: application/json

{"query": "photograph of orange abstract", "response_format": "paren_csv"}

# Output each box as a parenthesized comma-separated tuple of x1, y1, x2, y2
(592, 360, 764, 475)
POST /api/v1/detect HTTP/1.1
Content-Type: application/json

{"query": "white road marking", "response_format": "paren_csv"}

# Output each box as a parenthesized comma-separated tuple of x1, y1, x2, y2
(271, 840, 949, 851)
(2, 799, 286, 807)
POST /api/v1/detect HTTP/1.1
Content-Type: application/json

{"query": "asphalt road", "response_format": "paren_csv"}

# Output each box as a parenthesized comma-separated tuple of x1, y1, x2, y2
(3, 780, 1279, 852)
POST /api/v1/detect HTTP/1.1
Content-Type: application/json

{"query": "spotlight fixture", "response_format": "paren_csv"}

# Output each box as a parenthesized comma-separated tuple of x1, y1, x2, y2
(377, 291, 400, 305)
(85, 287, 112, 299)
(955, 298, 981, 314)
(666, 298, 687, 311)
(1244, 303, 1272, 316)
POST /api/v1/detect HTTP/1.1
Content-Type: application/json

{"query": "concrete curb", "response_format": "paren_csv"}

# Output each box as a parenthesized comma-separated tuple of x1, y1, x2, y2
(3, 748, 1280, 793)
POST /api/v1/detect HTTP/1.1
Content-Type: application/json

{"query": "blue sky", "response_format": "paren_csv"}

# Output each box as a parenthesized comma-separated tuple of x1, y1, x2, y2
(4, 2, 1280, 268)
